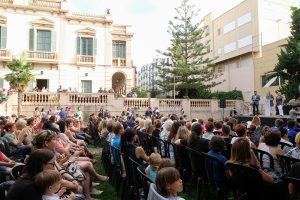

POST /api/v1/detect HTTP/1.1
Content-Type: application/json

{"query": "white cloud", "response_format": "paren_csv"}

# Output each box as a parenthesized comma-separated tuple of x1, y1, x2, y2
(68, 0, 244, 68)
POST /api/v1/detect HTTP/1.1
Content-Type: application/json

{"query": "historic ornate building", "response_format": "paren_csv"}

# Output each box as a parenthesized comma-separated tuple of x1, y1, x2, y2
(0, 0, 135, 94)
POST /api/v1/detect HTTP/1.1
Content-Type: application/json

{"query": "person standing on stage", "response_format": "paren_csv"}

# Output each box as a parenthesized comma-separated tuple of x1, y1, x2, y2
(251, 91, 260, 115)
(276, 92, 284, 116)
(265, 92, 274, 116)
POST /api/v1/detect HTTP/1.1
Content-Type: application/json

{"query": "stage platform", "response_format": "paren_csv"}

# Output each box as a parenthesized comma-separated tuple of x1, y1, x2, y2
(234, 115, 300, 127)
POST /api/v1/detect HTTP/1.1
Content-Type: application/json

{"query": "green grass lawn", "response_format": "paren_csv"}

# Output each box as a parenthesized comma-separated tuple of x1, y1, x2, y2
(91, 146, 216, 200)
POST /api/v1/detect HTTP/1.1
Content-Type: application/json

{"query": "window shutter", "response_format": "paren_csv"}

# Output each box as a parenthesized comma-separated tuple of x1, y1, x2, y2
(93, 37, 97, 56)
(0, 26, 7, 49)
(76, 37, 81, 55)
(51, 30, 56, 52)
(29, 28, 35, 51)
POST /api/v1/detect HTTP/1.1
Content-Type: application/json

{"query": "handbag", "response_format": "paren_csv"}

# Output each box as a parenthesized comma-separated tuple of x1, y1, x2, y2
(66, 161, 85, 181)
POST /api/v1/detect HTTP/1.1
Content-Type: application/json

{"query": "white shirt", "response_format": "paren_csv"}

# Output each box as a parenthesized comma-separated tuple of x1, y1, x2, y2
(42, 195, 60, 200)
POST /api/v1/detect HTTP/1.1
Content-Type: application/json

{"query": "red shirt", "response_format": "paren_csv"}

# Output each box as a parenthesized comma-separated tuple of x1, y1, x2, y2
(0, 152, 4, 162)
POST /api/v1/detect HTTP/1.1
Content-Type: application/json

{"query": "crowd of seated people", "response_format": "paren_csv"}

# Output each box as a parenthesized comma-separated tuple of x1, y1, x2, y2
(0, 109, 109, 200)
(1, 106, 300, 200)
(97, 109, 300, 200)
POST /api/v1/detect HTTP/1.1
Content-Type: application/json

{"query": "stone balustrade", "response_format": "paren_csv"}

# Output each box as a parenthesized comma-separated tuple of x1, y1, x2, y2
(6, 92, 245, 120)
(69, 93, 108, 105)
(29, 0, 61, 9)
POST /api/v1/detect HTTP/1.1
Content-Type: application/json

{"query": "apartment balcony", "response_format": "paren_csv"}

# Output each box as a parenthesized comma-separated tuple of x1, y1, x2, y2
(25, 51, 58, 64)
(76, 55, 96, 66)
(29, 0, 61, 9)
(112, 58, 126, 67)
(0, 49, 12, 62)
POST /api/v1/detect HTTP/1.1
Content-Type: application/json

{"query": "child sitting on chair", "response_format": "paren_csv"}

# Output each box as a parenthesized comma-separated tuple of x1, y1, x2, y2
(35, 170, 74, 200)
(145, 153, 161, 182)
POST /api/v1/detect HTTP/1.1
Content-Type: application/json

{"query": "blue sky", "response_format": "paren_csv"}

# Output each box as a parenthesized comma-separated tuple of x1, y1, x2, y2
(68, 0, 244, 67)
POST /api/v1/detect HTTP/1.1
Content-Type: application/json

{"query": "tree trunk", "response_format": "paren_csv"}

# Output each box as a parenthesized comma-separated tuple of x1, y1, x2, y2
(185, 88, 188, 97)
(17, 91, 22, 117)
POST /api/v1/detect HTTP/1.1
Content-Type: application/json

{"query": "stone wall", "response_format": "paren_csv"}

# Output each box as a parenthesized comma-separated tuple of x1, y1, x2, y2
(5, 92, 246, 121)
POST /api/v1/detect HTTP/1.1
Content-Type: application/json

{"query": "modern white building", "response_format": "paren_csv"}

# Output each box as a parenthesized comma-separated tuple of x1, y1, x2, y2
(0, 0, 135, 94)
(137, 58, 170, 92)
(201, 0, 298, 100)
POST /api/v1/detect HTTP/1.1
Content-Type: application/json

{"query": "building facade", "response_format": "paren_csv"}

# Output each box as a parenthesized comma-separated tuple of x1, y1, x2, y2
(0, 0, 135, 94)
(137, 58, 169, 92)
(201, 0, 298, 100)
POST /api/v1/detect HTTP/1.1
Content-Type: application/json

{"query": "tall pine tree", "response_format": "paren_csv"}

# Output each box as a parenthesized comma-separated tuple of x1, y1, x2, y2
(156, 0, 222, 97)
(270, 7, 300, 102)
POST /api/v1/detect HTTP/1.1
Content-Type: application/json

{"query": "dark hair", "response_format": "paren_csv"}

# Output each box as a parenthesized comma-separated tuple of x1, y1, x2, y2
(56, 120, 65, 133)
(279, 127, 288, 138)
(121, 128, 137, 151)
(35, 170, 61, 194)
(227, 121, 234, 130)
(215, 121, 223, 129)
(235, 124, 246, 137)
(154, 119, 161, 129)
(188, 123, 203, 144)
(27, 117, 35, 126)
(208, 118, 214, 123)
(222, 125, 230, 136)
(3, 122, 14, 131)
(275, 119, 284, 127)
(24, 149, 55, 178)
(155, 167, 181, 197)
(209, 136, 225, 153)
(113, 122, 123, 135)
(168, 121, 181, 141)
(205, 122, 214, 132)
(287, 120, 295, 129)
(264, 130, 281, 146)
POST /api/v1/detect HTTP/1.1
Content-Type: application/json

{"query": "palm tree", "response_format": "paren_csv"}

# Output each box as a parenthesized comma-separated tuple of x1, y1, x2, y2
(5, 59, 35, 116)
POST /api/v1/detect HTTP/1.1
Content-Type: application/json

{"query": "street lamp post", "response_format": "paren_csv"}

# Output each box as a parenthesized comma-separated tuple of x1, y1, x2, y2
(173, 75, 176, 114)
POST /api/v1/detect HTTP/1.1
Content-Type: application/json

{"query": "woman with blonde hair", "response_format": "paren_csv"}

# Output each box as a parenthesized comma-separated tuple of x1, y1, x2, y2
(251, 116, 261, 127)
(175, 126, 189, 141)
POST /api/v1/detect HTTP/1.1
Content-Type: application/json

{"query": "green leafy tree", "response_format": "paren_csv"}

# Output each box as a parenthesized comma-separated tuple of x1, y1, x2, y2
(133, 87, 148, 98)
(5, 59, 35, 116)
(269, 7, 300, 102)
(156, 0, 222, 97)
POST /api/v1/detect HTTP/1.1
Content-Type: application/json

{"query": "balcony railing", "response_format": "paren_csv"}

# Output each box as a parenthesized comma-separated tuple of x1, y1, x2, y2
(0, 49, 12, 61)
(112, 58, 126, 67)
(22, 92, 60, 105)
(29, 0, 61, 9)
(77, 55, 96, 66)
(25, 51, 58, 64)
(0, 0, 13, 4)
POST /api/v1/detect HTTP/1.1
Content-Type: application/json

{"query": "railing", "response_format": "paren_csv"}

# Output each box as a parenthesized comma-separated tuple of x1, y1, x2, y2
(69, 93, 108, 104)
(190, 100, 211, 108)
(77, 55, 96, 65)
(112, 58, 126, 66)
(29, 0, 61, 9)
(0, 0, 13, 4)
(123, 98, 150, 108)
(226, 100, 236, 108)
(22, 92, 60, 105)
(0, 49, 11, 61)
(25, 51, 58, 63)
(159, 99, 182, 108)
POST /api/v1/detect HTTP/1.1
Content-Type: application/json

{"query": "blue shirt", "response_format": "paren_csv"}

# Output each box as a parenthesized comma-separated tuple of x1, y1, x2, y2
(59, 111, 67, 120)
(111, 136, 121, 149)
(207, 150, 228, 187)
(288, 128, 300, 141)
